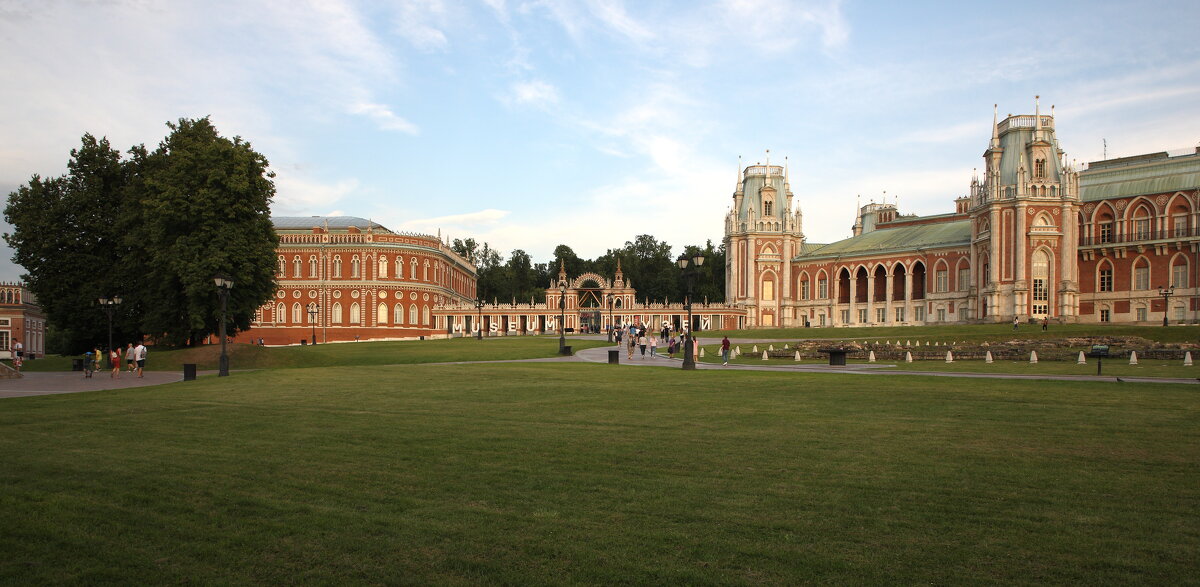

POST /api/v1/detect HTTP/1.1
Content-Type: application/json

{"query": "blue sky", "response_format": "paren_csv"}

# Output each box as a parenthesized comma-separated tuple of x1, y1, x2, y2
(2, 0, 1198, 282)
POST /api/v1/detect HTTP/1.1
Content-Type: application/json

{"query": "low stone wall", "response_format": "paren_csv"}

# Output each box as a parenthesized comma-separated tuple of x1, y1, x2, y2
(758, 336, 1197, 361)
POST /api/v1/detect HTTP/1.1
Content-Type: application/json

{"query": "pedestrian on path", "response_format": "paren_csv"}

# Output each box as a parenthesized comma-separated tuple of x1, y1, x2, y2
(110, 348, 121, 379)
(638, 332, 647, 358)
(721, 336, 731, 365)
(134, 342, 147, 378)
(667, 336, 677, 359)
(125, 343, 136, 372)
(627, 332, 635, 360)
(1042, 317, 1049, 331)
(649, 335, 658, 357)
(1013, 316, 1019, 331)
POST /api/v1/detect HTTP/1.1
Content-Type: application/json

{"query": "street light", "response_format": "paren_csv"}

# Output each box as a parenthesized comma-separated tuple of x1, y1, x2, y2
(97, 296, 121, 368)
(558, 283, 568, 355)
(1158, 284, 1175, 327)
(213, 274, 234, 376)
(475, 297, 485, 340)
(605, 293, 614, 343)
(678, 253, 706, 370)
(307, 303, 319, 345)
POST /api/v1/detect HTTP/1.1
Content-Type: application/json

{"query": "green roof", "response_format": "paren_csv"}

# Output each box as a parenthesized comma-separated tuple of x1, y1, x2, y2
(1079, 151, 1200, 202)
(797, 219, 971, 261)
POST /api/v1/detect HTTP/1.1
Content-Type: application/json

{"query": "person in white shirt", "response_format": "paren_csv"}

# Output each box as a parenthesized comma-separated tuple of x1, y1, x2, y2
(134, 342, 147, 378)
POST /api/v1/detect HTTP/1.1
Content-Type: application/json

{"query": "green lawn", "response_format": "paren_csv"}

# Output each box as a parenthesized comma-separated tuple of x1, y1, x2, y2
(708, 322, 1200, 344)
(17, 335, 610, 372)
(2, 364, 1197, 583)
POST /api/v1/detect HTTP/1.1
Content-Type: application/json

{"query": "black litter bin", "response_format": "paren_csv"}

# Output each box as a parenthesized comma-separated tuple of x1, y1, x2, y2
(608, 349, 620, 364)
(561, 345, 572, 356)
(183, 363, 197, 381)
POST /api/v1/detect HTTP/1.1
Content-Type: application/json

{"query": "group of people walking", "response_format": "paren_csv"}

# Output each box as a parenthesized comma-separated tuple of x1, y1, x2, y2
(613, 323, 698, 360)
(85, 342, 146, 378)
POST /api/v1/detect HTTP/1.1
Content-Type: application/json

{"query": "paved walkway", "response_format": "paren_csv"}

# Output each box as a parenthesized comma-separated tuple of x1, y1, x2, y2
(0, 370, 206, 399)
(2, 336, 1195, 399)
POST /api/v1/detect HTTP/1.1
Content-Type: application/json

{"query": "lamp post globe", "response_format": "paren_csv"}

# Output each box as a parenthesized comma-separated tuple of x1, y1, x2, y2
(213, 275, 234, 376)
(1159, 285, 1175, 327)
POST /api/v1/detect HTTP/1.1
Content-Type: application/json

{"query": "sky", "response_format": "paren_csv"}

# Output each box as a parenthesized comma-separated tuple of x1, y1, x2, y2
(1, 0, 1199, 281)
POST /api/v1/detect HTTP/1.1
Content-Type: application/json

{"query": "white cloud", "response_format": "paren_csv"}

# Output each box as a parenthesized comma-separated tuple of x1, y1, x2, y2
(393, 0, 451, 51)
(506, 80, 560, 107)
(272, 173, 361, 215)
(349, 102, 420, 134)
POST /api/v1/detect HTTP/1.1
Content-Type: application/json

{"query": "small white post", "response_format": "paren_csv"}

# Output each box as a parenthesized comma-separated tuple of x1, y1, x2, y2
(761, 351, 768, 361)
(1185, 351, 1193, 366)
(753, 345, 758, 353)
(868, 350, 876, 363)
(985, 350, 993, 364)
(904, 351, 913, 363)
(769, 344, 774, 351)
(794, 351, 801, 361)
(1077, 351, 1086, 365)
(699, 348, 705, 358)
(1030, 350, 1038, 364)
(1129, 351, 1138, 365)
(945, 351, 953, 363)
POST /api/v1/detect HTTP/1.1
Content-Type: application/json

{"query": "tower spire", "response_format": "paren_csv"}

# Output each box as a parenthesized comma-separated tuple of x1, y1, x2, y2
(991, 104, 1000, 148)
(1034, 95, 1042, 141)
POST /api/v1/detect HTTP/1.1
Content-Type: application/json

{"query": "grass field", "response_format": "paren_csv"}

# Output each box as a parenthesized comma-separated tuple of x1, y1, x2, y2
(2, 363, 1198, 583)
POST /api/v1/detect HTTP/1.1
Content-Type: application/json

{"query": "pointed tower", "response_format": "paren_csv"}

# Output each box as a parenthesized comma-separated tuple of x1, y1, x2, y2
(969, 98, 1080, 323)
(724, 152, 805, 328)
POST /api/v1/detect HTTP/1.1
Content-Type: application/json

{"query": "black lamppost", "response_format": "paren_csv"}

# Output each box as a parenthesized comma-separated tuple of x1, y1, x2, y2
(475, 297, 485, 340)
(558, 283, 568, 355)
(213, 275, 233, 376)
(678, 253, 706, 370)
(605, 293, 614, 342)
(98, 296, 121, 368)
(1158, 284, 1175, 327)
(307, 303, 319, 345)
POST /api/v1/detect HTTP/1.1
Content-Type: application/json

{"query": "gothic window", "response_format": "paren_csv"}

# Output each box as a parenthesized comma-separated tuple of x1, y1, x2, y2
(1134, 217, 1151, 240)
(1099, 266, 1113, 292)
(423, 261, 429, 281)
(1098, 221, 1114, 243)
(293, 256, 302, 277)
(378, 256, 388, 278)
(409, 304, 418, 324)
(1172, 260, 1188, 289)
(377, 303, 388, 324)
(764, 200, 773, 217)
(309, 255, 318, 278)
(1031, 249, 1050, 316)
(276, 303, 285, 322)
(411, 258, 417, 279)
(818, 276, 828, 299)
(1133, 260, 1150, 290)
(800, 279, 810, 300)
(333, 256, 342, 278)
(761, 279, 775, 301)
(958, 267, 970, 291)
(350, 302, 361, 324)
(277, 256, 286, 277)
(422, 306, 430, 325)
(1173, 210, 1190, 237)
(351, 255, 361, 278)
(332, 302, 343, 323)
(394, 303, 404, 324)
(291, 303, 302, 323)
(396, 257, 404, 279)
(935, 269, 948, 293)
(1035, 159, 1046, 179)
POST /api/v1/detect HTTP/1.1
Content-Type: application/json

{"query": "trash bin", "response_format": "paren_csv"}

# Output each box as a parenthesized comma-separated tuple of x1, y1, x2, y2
(71, 358, 83, 371)
(561, 345, 572, 356)
(183, 363, 197, 381)
(608, 349, 620, 364)
(300, 339, 307, 346)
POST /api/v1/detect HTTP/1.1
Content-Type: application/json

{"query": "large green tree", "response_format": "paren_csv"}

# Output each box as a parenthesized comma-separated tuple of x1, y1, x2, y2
(4, 118, 278, 352)
(4, 135, 133, 352)
(123, 118, 278, 347)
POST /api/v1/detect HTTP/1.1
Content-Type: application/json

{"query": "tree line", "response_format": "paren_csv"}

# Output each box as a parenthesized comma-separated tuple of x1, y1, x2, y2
(4, 118, 278, 353)
(451, 235, 725, 307)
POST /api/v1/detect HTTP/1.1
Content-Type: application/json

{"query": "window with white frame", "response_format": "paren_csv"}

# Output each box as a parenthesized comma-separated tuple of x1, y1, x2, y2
(935, 269, 948, 293)
(800, 280, 810, 300)
(333, 256, 342, 278)
(817, 277, 828, 299)
(1032, 249, 1049, 316)
(1172, 263, 1188, 288)
(409, 304, 418, 324)
(895, 307, 905, 322)
(1134, 263, 1149, 290)
(1100, 308, 1110, 322)
(936, 308, 946, 321)
(350, 302, 360, 324)
(309, 255, 318, 278)
(914, 306, 924, 321)
(857, 309, 867, 323)
(1099, 267, 1113, 292)
(378, 256, 388, 278)
(840, 310, 849, 324)
(876, 308, 886, 323)
(291, 303, 302, 323)
(1136, 307, 1147, 321)
(1175, 306, 1186, 322)
(332, 302, 343, 323)
(293, 256, 302, 277)
(958, 268, 969, 291)
(1173, 214, 1188, 237)
(1134, 217, 1151, 240)
(351, 255, 361, 278)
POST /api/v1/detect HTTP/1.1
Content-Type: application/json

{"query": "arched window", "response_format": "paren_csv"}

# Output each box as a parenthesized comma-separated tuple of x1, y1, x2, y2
(1031, 249, 1051, 317)
(309, 255, 318, 278)
(351, 255, 361, 278)
(276, 303, 285, 322)
(1131, 205, 1153, 240)
(1171, 203, 1191, 237)
(764, 199, 774, 216)
(1035, 159, 1046, 179)
(422, 305, 430, 325)
(394, 303, 404, 324)
(1097, 260, 1114, 292)
(333, 255, 342, 278)
(277, 256, 286, 277)
(378, 256, 388, 278)
(377, 303, 388, 324)
(934, 260, 949, 293)
(291, 302, 302, 323)
(760, 276, 775, 301)
(395, 256, 404, 279)
(1132, 257, 1150, 290)
(293, 256, 302, 277)
(332, 302, 343, 324)
(410, 258, 417, 279)
(1171, 255, 1189, 288)
(350, 302, 361, 324)
(409, 303, 418, 324)
(423, 260, 429, 281)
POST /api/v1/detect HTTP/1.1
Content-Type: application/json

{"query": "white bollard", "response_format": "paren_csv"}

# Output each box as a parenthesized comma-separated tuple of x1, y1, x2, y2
(753, 345, 758, 353)
(794, 351, 801, 362)
(985, 350, 993, 364)
(784, 344, 789, 350)
(945, 351, 953, 363)
(1077, 351, 1086, 365)
(699, 348, 705, 358)
(1129, 351, 1138, 365)
(1030, 350, 1038, 364)
(762, 351, 768, 361)
(1185, 351, 1193, 367)
(769, 344, 774, 351)
(868, 351, 876, 363)
(736, 345, 741, 355)
(904, 351, 913, 363)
